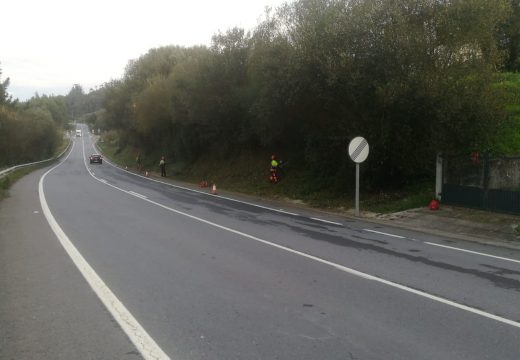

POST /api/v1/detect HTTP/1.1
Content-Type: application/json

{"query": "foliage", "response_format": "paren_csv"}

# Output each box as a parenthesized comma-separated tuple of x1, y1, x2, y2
(500, 0, 520, 71)
(0, 105, 61, 166)
(494, 72, 520, 154)
(64, 83, 106, 121)
(0, 68, 63, 167)
(23, 94, 69, 127)
(99, 0, 514, 191)
(0, 67, 14, 106)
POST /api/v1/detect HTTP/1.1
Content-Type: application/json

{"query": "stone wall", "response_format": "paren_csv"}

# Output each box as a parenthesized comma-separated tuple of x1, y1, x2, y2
(444, 156, 520, 191)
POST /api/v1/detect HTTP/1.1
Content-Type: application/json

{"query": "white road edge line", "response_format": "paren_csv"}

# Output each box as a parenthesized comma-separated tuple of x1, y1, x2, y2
(310, 217, 343, 226)
(41, 140, 171, 360)
(426, 242, 520, 264)
(83, 137, 520, 330)
(91, 141, 299, 217)
(363, 229, 406, 239)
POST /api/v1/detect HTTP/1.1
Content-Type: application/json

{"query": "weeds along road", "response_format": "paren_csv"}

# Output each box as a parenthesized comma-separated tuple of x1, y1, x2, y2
(2, 125, 520, 360)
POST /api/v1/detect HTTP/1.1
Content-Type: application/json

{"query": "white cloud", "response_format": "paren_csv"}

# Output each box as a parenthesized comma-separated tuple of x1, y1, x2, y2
(1, 0, 287, 100)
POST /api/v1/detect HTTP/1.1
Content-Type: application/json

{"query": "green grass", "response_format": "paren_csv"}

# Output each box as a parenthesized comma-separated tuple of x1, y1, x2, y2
(362, 182, 435, 213)
(0, 176, 11, 198)
(97, 139, 139, 169)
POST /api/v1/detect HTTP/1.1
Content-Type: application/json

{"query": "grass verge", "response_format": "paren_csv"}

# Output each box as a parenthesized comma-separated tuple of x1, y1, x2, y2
(97, 138, 434, 214)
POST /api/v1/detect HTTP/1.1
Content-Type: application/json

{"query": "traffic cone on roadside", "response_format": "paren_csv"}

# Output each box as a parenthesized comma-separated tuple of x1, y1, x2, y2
(125, 165, 128, 170)
(145, 171, 150, 177)
(211, 184, 218, 195)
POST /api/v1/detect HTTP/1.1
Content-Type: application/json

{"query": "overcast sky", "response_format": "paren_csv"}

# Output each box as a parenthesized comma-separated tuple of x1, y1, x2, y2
(1, 0, 287, 101)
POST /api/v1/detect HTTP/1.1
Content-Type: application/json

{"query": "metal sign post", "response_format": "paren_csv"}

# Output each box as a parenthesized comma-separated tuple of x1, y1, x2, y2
(348, 137, 369, 216)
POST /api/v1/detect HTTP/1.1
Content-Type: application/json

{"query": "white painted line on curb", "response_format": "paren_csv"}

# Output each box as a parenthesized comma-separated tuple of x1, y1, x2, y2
(363, 229, 406, 239)
(84, 137, 520, 330)
(310, 217, 343, 226)
(425, 242, 520, 264)
(91, 141, 300, 217)
(41, 139, 171, 360)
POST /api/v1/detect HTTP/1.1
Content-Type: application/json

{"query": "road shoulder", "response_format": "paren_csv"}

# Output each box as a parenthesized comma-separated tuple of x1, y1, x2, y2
(0, 167, 142, 359)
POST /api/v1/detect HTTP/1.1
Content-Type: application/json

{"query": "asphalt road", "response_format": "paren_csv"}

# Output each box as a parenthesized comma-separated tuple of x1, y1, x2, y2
(2, 126, 520, 359)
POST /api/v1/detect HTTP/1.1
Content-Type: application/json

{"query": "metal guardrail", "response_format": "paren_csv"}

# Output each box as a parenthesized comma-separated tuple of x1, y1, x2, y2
(0, 138, 72, 179)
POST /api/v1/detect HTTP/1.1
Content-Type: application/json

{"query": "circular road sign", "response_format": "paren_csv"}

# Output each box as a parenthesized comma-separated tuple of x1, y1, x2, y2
(348, 137, 369, 163)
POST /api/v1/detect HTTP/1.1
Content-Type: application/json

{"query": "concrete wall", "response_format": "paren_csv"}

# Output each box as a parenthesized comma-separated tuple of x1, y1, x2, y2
(487, 157, 520, 191)
(444, 156, 520, 191)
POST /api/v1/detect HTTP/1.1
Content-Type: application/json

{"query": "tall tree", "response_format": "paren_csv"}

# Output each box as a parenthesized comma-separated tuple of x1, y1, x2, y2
(501, 0, 520, 71)
(100, 0, 513, 189)
(0, 67, 13, 105)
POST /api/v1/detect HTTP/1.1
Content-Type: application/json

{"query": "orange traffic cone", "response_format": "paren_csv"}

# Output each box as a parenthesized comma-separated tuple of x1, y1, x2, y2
(211, 184, 217, 195)
(145, 171, 150, 177)
(125, 165, 128, 170)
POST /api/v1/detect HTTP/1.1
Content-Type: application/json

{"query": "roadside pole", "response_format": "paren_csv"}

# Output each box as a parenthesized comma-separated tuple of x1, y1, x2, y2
(348, 137, 369, 217)
(435, 153, 443, 200)
(355, 163, 360, 216)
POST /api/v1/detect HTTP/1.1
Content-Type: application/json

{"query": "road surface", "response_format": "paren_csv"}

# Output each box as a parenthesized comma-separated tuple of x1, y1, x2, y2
(1, 126, 519, 359)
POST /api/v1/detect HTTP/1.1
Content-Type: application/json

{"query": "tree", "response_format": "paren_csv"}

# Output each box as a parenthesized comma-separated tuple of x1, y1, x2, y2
(100, 0, 513, 190)
(65, 83, 85, 119)
(25, 95, 68, 127)
(0, 66, 13, 106)
(500, 0, 520, 71)
(0, 65, 62, 167)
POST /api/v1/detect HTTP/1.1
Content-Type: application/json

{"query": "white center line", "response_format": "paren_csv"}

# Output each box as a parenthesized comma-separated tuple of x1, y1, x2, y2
(364, 229, 406, 239)
(426, 242, 520, 264)
(311, 217, 343, 226)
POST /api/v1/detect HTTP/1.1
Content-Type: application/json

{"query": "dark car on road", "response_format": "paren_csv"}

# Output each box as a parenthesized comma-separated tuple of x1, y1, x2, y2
(89, 154, 102, 164)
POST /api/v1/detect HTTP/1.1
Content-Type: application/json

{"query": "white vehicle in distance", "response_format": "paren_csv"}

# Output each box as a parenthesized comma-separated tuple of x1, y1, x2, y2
(76, 129, 82, 137)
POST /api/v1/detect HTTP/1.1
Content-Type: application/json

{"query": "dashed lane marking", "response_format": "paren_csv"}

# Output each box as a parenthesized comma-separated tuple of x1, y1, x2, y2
(363, 229, 406, 239)
(310, 217, 343, 226)
(426, 242, 520, 264)
(129, 191, 148, 200)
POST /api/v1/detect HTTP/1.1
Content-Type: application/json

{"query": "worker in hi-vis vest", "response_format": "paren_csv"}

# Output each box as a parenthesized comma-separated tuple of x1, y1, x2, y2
(269, 154, 279, 183)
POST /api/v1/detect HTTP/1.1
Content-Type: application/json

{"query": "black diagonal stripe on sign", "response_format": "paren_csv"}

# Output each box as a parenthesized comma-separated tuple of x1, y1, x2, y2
(352, 139, 368, 160)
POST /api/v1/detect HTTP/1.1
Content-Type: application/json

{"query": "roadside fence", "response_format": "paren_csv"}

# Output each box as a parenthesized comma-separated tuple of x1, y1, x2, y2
(0, 139, 72, 179)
